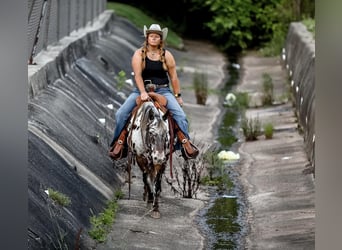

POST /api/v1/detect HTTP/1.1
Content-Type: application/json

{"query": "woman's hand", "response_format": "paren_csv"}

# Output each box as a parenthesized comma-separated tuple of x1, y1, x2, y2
(140, 91, 149, 101)
(176, 97, 184, 107)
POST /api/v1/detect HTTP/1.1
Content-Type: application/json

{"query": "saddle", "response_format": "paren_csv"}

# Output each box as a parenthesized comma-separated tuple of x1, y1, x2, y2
(109, 93, 199, 163)
(135, 92, 168, 113)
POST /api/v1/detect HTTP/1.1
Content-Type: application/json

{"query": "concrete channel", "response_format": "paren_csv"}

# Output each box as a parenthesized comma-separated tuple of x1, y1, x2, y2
(28, 9, 315, 248)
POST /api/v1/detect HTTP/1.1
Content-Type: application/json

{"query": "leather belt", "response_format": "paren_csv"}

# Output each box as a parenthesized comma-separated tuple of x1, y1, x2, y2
(144, 80, 169, 92)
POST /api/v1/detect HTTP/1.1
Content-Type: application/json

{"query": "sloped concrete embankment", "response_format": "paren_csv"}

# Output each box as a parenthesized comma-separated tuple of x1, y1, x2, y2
(235, 23, 315, 249)
(28, 11, 144, 249)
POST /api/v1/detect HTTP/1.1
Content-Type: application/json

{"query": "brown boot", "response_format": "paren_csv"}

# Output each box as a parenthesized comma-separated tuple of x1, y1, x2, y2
(108, 129, 127, 160)
(176, 130, 199, 159)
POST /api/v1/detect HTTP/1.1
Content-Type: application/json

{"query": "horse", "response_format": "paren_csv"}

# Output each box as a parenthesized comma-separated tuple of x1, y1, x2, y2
(126, 94, 172, 218)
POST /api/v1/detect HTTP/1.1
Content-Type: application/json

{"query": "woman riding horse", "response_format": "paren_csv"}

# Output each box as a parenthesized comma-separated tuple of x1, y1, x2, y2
(108, 24, 199, 160)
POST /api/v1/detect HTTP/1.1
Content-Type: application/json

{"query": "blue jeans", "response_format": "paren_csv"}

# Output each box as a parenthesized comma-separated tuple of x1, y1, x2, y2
(110, 87, 189, 146)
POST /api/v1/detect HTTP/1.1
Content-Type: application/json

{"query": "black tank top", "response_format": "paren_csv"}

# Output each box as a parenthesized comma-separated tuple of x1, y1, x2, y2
(142, 56, 169, 85)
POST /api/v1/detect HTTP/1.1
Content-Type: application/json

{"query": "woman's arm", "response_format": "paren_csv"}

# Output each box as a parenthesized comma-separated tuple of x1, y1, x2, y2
(131, 49, 148, 100)
(165, 50, 183, 105)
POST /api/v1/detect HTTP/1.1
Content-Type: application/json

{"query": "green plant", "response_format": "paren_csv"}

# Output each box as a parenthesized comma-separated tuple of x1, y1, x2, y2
(190, 0, 296, 52)
(193, 71, 208, 105)
(259, 23, 287, 57)
(46, 192, 70, 249)
(241, 116, 261, 141)
(235, 92, 250, 110)
(200, 149, 234, 191)
(263, 122, 274, 139)
(114, 189, 124, 200)
(48, 188, 71, 207)
(262, 73, 274, 105)
(88, 200, 119, 243)
(114, 70, 127, 90)
(202, 149, 224, 180)
(302, 17, 315, 38)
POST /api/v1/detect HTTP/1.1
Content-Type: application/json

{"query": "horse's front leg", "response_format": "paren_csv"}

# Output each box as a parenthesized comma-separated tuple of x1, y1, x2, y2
(136, 156, 152, 203)
(142, 172, 149, 202)
(151, 164, 165, 219)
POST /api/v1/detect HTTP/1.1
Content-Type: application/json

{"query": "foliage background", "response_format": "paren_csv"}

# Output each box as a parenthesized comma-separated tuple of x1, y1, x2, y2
(109, 0, 314, 54)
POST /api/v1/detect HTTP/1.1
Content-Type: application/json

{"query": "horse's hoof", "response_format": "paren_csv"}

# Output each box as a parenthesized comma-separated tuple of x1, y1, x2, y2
(151, 211, 160, 219)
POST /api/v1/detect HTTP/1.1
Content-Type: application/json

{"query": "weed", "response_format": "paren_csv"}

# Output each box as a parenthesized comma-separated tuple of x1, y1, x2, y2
(263, 122, 274, 139)
(45, 189, 71, 249)
(88, 200, 119, 243)
(241, 116, 261, 141)
(262, 73, 274, 106)
(193, 71, 208, 105)
(234, 92, 250, 110)
(114, 189, 124, 200)
(114, 70, 127, 90)
(198, 148, 234, 192)
(203, 149, 224, 180)
(48, 188, 71, 207)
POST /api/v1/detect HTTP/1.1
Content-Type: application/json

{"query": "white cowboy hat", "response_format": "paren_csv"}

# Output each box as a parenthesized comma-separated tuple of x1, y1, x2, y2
(143, 24, 168, 41)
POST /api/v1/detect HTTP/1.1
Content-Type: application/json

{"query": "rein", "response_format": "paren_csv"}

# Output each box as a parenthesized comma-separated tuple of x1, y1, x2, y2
(131, 94, 174, 178)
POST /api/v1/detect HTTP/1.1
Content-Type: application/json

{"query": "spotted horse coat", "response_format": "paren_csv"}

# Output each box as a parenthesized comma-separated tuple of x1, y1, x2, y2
(127, 94, 172, 218)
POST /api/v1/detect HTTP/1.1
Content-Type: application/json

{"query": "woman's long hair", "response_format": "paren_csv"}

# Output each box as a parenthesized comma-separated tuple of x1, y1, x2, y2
(141, 34, 168, 71)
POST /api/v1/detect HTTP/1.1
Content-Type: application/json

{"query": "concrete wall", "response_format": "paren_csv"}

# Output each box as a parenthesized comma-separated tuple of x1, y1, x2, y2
(28, 0, 107, 62)
(284, 22, 315, 171)
(28, 9, 114, 100)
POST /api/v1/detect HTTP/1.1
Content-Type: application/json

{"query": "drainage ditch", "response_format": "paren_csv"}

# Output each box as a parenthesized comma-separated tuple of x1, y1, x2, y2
(196, 55, 248, 250)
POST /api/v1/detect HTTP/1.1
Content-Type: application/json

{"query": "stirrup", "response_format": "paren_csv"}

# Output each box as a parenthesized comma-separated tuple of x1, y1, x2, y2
(181, 140, 199, 159)
(108, 140, 126, 160)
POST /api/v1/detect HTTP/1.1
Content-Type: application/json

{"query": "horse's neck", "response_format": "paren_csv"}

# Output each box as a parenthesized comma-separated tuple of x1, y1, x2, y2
(128, 101, 168, 154)
(128, 102, 154, 147)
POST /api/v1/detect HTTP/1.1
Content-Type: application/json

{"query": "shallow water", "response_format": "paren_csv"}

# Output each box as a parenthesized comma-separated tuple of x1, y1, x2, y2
(197, 55, 248, 249)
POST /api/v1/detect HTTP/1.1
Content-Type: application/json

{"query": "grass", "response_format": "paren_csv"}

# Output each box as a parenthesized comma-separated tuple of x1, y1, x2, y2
(88, 189, 123, 243)
(262, 73, 274, 106)
(199, 149, 234, 192)
(241, 116, 262, 141)
(193, 71, 208, 105)
(263, 122, 274, 139)
(107, 2, 183, 49)
(48, 188, 71, 207)
(114, 70, 127, 91)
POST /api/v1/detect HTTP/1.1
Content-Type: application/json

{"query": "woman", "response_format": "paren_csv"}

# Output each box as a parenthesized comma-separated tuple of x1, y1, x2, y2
(109, 24, 199, 160)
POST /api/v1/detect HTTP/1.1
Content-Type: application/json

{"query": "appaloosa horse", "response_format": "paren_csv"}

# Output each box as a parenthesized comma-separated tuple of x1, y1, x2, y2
(127, 95, 172, 218)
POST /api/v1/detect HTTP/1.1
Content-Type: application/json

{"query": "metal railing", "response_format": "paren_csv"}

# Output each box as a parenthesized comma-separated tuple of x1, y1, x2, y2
(28, 0, 107, 64)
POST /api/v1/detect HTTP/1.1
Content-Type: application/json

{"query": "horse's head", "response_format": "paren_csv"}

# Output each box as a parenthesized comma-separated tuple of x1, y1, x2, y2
(144, 103, 170, 165)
